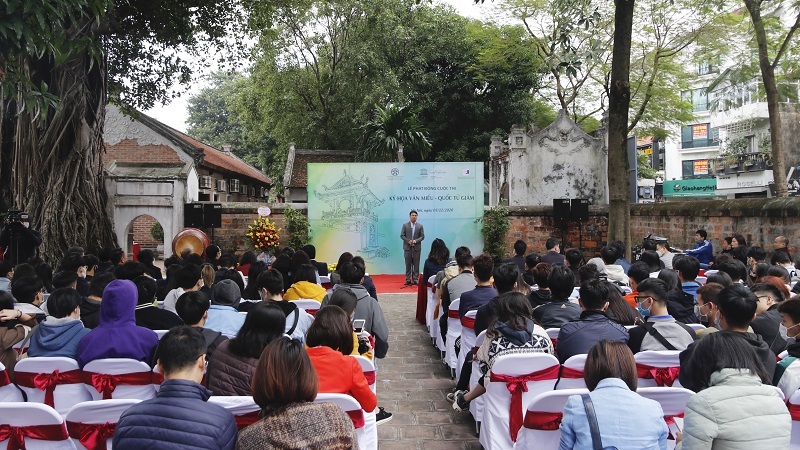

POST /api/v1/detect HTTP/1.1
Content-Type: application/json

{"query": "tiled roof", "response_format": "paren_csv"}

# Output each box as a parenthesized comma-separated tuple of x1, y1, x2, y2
(287, 149, 356, 188)
(169, 130, 271, 185)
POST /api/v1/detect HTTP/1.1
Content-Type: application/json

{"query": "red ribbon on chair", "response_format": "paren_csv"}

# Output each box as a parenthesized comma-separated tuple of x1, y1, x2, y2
(447, 310, 459, 319)
(233, 411, 261, 430)
(635, 364, 680, 387)
(663, 413, 685, 439)
(306, 309, 318, 317)
(14, 369, 83, 408)
(560, 366, 584, 379)
(66, 421, 116, 450)
(523, 411, 563, 430)
(460, 316, 475, 329)
(347, 410, 365, 429)
(0, 423, 69, 450)
(489, 365, 560, 442)
(788, 403, 800, 421)
(0, 370, 11, 387)
(363, 371, 376, 385)
(83, 371, 153, 399)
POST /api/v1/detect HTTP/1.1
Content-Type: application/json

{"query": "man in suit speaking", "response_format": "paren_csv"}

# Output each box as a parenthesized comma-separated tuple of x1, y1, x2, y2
(401, 210, 425, 286)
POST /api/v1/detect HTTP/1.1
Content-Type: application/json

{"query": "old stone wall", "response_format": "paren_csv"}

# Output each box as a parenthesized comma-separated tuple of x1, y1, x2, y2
(132, 215, 161, 249)
(196, 203, 300, 256)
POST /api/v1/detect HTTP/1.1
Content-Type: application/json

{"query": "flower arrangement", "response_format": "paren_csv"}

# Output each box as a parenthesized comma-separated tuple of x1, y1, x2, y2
(246, 217, 281, 254)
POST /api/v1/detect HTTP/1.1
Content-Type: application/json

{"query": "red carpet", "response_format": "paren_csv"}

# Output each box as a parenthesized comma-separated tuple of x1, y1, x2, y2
(371, 274, 418, 294)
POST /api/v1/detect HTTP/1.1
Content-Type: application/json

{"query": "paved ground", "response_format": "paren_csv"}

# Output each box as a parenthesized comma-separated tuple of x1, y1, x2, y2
(376, 293, 481, 450)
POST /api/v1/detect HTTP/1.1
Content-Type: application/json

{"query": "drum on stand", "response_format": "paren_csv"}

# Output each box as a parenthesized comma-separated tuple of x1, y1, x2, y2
(171, 228, 210, 257)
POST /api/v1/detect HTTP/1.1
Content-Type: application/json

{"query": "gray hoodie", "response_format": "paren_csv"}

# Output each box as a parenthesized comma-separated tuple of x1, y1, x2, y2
(322, 283, 389, 358)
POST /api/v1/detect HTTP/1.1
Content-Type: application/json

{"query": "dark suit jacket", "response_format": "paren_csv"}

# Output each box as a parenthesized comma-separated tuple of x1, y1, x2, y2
(401, 221, 425, 251)
(312, 260, 329, 276)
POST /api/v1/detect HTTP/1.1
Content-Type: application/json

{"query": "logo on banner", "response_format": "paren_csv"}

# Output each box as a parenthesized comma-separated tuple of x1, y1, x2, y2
(391, 168, 399, 176)
(462, 168, 472, 176)
(420, 168, 428, 176)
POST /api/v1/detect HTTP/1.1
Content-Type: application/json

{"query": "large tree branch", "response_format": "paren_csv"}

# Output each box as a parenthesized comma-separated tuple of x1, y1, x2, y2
(772, 11, 800, 69)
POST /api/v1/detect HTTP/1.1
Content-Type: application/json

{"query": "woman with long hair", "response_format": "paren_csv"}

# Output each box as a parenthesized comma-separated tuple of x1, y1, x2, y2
(604, 281, 641, 326)
(558, 340, 668, 449)
(206, 302, 285, 396)
(423, 238, 450, 281)
(242, 262, 267, 300)
(237, 338, 358, 449)
(329, 252, 354, 285)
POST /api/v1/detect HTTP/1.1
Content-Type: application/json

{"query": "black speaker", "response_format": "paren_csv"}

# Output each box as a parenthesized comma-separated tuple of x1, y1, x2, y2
(184, 203, 204, 228)
(571, 198, 589, 222)
(203, 203, 222, 228)
(553, 199, 571, 221)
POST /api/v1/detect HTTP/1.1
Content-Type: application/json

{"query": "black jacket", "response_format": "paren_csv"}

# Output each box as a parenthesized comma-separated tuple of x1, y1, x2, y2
(750, 306, 788, 355)
(80, 297, 102, 329)
(532, 298, 582, 329)
(667, 290, 699, 324)
(0, 223, 42, 265)
(135, 304, 183, 331)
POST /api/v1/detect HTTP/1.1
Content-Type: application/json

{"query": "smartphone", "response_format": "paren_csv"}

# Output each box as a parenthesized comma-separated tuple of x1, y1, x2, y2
(667, 421, 681, 437)
(353, 319, 366, 333)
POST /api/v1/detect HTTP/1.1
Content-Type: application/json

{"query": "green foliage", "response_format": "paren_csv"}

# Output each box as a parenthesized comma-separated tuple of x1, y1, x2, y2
(360, 105, 431, 162)
(284, 207, 311, 249)
(150, 222, 164, 241)
(481, 206, 510, 258)
(637, 153, 658, 179)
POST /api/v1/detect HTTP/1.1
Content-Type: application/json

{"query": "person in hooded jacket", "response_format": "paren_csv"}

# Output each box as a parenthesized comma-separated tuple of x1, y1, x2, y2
(75, 279, 159, 367)
(256, 270, 314, 343)
(679, 284, 777, 391)
(27, 288, 90, 359)
(204, 279, 245, 337)
(133, 275, 182, 331)
(283, 264, 326, 302)
(80, 273, 114, 329)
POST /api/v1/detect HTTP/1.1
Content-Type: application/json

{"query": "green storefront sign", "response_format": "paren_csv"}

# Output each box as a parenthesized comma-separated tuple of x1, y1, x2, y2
(663, 178, 722, 198)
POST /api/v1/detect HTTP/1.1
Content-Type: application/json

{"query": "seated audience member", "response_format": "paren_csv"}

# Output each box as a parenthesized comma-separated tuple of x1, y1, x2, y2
(452, 292, 554, 411)
(80, 273, 114, 329)
(677, 332, 790, 449)
(627, 278, 696, 353)
(271, 253, 293, 291)
(175, 291, 227, 362)
(772, 250, 799, 284)
(750, 282, 788, 355)
(639, 250, 663, 275)
(205, 244, 221, 270)
(505, 240, 527, 272)
(659, 272, 698, 326)
(655, 241, 675, 270)
(0, 261, 12, 292)
(204, 279, 245, 337)
(674, 254, 701, 300)
(775, 299, 800, 397)
(541, 237, 565, 265)
(215, 254, 238, 279)
(600, 245, 627, 285)
(207, 302, 285, 396)
(257, 270, 314, 341)
(133, 275, 183, 330)
(52, 270, 78, 291)
(694, 282, 725, 337)
(163, 263, 203, 314)
(351, 256, 378, 300)
(564, 249, 583, 286)
(717, 259, 747, 285)
(199, 263, 215, 298)
(237, 251, 256, 277)
(28, 288, 90, 359)
(679, 284, 777, 391)
(327, 288, 374, 360)
(746, 245, 767, 269)
(60, 253, 88, 295)
(604, 281, 641, 326)
(113, 326, 237, 450)
(241, 262, 267, 301)
(438, 252, 476, 339)
(237, 339, 358, 450)
(557, 279, 629, 362)
(302, 244, 329, 277)
(459, 254, 497, 318)
(113, 261, 146, 281)
(76, 279, 159, 367)
(625, 261, 651, 308)
(327, 252, 352, 286)
(532, 265, 581, 329)
(610, 240, 632, 274)
(522, 253, 541, 287)
(283, 264, 326, 302)
(559, 341, 668, 449)
(768, 265, 793, 288)
(706, 270, 733, 287)
(422, 238, 450, 282)
(475, 263, 520, 336)
(305, 306, 378, 413)
(216, 268, 246, 296)
(321, 262, 389, 358)
(0, 291, 34, 377)
(137, 249, 163, 281)
(528, 263, 553, 308)
(658, 268, 680, 293)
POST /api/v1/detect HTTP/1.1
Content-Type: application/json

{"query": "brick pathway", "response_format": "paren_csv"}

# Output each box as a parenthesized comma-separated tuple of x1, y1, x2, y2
(376, 293, 481, 450)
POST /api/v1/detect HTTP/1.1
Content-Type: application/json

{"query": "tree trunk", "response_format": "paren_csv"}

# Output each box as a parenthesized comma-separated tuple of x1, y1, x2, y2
(744, 0, 788, 197)
(4, 51, 117, 264)
(607, 0, 636, 257)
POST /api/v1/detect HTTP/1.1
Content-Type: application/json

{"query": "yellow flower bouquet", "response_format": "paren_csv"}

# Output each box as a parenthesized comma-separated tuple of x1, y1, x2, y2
(246, 217, 281, 254)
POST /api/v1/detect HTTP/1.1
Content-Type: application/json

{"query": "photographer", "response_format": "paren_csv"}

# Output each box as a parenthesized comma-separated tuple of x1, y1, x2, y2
(0, 211, 42, 265)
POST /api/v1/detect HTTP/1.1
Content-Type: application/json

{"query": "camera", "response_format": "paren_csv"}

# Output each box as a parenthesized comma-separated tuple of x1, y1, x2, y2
(357, 336, 371, 355)
(5, 210, 28, 225)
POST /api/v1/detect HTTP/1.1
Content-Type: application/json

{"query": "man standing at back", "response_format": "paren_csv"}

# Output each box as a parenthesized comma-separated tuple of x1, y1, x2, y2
(541, 238, 565, 265)
(401, 210, 425, 286)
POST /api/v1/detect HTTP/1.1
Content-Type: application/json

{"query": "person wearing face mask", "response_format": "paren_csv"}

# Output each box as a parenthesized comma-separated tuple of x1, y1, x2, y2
(655, 241, 675, 270)
(627, 278, 697, 353)
(694, 282, 725, 338)
(750, 283, 788, 355)
(775, 299, 800, 397)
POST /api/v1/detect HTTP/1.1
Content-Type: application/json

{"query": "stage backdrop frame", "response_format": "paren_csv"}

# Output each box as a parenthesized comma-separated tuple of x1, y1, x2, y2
(307, 162, 484, 275)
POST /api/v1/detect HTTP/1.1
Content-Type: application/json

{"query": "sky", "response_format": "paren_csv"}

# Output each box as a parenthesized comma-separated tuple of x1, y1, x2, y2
(144, 0, 495, 133)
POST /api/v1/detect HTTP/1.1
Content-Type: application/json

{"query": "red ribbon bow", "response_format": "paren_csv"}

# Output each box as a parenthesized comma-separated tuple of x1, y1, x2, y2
(788, 403, 800, 421)
(363, 370, 376, 385)
(559, 366, 584, 379)
(0, 423, 69, 450)
(489, 365, 560, 442)
(460, 316, 475, 329)
(0, 370, 10, 387)
(635, 364, 680, 387)
(233, 411, 261, 430)
(346, 410, 365, 429)
(14, 369, 82, 408)
(66, 421, 116, 450)
(523, 411, 563, 430)
(447, 310, 459, 319)
(83, 371, 153, 399)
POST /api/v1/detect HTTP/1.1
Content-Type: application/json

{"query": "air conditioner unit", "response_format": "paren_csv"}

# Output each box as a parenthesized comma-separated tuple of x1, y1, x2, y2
(228, 179, 240, 193)
(199, 175, 213, 189)
(216, 179, 227, 192)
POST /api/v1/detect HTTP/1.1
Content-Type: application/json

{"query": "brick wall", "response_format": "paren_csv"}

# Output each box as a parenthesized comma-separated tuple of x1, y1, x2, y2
(504, 206, 608, 260)
(131, 215, 162, 249)
(196, 203, 296, 256)
(105, 139, 182, 165)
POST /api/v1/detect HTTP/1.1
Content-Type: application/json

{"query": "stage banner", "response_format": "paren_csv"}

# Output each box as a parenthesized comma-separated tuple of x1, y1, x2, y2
(307, 162, 484, 275)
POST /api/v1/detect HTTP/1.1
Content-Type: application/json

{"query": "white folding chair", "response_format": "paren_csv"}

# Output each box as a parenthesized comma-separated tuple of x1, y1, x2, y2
(425, 275, 437, 331)
(686, 323, 705, 332)
(788, 390, 800, 449)
(291, 299, 320, 317)
(637, 386, 695, 448)
(154, 330, 169, 339)
(557, 354, 588, 390)
(695, 276, 707, 286)
(315, 393, 375, 450)
(352, 355, 377, 394)
(457, 310, 478, 381)
(480, 353, 560, 450)
(14, 357, 92, 415)
(514, 388, 589, 450)
(82, 359, 156, 401)
(0, 402, 74, 449)
(445, 299, 462, 376)
(0, 362, 23, 402)
(64, 399, 140, 449)
(208, 396, 261, 430)
(432, 301, 446, 354)
(545, 328, 560, 350)
(634, 350, 683, 388)
(469, 330, 487, 434)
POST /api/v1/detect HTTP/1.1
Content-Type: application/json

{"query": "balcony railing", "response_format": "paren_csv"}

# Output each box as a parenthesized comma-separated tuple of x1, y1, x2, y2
(714, 152, 772, 174)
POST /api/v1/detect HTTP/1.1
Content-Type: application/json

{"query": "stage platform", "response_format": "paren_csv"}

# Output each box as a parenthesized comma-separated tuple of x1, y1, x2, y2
(371, 274, 421, 295)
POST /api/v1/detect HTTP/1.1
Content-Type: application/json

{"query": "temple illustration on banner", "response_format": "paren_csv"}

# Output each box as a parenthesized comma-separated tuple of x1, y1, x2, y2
(314, 170, 389, 259)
